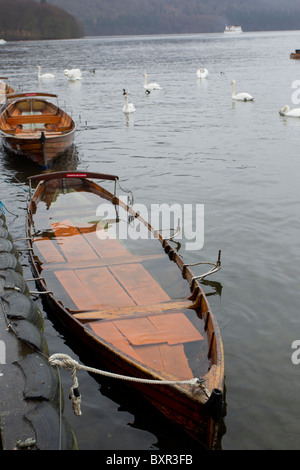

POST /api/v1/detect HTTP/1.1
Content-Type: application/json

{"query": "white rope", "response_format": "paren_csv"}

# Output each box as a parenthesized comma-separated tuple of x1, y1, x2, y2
(49, 353, 206, 416)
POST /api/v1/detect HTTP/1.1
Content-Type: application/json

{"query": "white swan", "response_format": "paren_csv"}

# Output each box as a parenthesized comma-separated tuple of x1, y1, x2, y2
(123, 90, 135, 113)
(232, 80, 253, 101)
(143, 73, 162, 90)
(37, 65, 55, 79)
(64, 68, 82, 81)
(196, 68, 209, 79)
(279, 105, 300, 117)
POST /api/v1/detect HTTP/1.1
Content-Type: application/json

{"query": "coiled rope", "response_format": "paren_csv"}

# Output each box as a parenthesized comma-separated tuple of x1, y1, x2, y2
(49, 353, 207, 416)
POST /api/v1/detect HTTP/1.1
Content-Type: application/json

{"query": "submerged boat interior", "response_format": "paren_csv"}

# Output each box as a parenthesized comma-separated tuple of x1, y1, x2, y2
(28, 176, 218, 383)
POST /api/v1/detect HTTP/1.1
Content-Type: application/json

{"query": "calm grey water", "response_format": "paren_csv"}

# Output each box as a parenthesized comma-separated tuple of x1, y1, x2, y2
(0, 30, 300, 451)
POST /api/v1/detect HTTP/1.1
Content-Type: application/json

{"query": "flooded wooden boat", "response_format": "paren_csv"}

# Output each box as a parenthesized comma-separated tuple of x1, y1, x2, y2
(0, 78, 15, 105)
(0, 92, 76, 168)
(26, 171, 224, 449)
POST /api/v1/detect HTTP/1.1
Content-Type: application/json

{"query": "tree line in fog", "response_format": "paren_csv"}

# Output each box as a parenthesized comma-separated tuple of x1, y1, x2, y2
(47, 0, 300, 36)
(1, 0, 300, 40)
(0, 0, 83, 40)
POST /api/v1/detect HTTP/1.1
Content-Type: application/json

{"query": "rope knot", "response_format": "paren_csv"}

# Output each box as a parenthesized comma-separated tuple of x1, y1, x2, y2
(49, 353, 82, 416)
(49, 353, 80, 371)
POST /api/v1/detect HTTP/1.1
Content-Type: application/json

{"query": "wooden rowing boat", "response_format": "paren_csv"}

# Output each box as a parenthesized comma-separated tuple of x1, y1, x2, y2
(0, 92, 76, 168)
(26, 171, 224, 449)
(0, 77, 15, 105)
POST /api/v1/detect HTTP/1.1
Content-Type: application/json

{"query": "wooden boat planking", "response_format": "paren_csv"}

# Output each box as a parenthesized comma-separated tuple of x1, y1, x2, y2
(26, 171, 224, 449)
(0, 92, 76, 168)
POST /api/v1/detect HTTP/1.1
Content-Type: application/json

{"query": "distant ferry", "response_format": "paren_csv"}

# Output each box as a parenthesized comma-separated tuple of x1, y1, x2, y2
(0, 39, 7, 44)
(224, 25, 243, 34)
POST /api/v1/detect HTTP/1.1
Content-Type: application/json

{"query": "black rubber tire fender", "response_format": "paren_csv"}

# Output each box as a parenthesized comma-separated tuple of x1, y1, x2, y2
(0, 252, 23, 275)
(25, 402, 78, 450)
(0, 227, 13, 242)
(0, 290, 44, 330)
(16, 353, 60, 404)
(11, 319, 49, 356)
(0, 237, 19, 259)
(0, 269, 29, 295)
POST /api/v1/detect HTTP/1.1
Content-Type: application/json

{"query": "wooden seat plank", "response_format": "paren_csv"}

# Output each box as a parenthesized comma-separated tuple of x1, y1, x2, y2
(6, 114, 61, 125)
(72, 298, 193, 321)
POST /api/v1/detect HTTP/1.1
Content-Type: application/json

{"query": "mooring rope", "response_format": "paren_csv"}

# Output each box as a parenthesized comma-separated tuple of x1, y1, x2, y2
(49, 353, 207, 416)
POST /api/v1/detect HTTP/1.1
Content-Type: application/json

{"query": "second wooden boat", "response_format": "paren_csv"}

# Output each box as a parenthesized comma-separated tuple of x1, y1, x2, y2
(26, 171, 224, 449)
(0, 92, 76, 168)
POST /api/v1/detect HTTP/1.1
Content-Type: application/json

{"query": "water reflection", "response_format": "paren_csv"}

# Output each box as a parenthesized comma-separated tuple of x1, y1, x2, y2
(0, 143, 80, 185)
(124, 112, 135, 127)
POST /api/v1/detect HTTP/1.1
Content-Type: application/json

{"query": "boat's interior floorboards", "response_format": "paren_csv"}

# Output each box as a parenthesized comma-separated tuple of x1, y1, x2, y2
(33, 196, 207, 379)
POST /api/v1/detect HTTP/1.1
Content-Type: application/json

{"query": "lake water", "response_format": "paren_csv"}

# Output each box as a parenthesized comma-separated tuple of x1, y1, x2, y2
(0, 30, 300, 451)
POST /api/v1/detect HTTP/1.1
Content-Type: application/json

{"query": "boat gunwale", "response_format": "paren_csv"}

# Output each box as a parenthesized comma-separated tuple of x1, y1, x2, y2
(5, 92, 58, 101)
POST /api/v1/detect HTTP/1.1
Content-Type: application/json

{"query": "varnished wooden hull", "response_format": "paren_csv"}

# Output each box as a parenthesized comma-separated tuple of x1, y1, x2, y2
(26, 171, 225, 449)
(2, 130, 76, 167)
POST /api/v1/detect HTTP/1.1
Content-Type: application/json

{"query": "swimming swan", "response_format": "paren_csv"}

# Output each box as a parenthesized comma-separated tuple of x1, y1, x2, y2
(279, 105, 300, 117)
(37, 65, 55, 79)
(196, 68, 209, 79)
(232, 80, 253, 101)
(143, 73, 162, 90)
(123, 90, 135, 113)
(64, 68, 82, 80)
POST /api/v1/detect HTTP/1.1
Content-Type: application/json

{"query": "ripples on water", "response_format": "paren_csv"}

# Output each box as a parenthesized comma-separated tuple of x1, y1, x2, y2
(0, 30, 300, 450)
